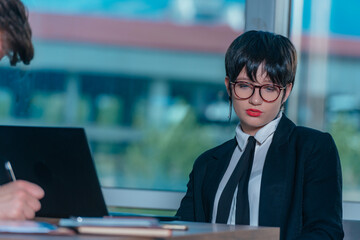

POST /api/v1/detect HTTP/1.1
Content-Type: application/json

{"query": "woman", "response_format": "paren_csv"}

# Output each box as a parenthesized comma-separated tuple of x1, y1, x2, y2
(176, 30, 343, 240)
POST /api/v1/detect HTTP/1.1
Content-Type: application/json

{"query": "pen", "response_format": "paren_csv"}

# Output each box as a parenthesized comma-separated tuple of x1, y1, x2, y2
(4, 161, 17, 181)
(161, 224, 188, 231)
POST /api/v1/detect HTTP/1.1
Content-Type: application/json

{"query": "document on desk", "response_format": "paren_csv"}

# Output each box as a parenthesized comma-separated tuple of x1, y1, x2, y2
(60, 216, 160, 227)
(59, 216, 172, 237)
(75, 225, 172, 237)
(0, 220, 57, 233)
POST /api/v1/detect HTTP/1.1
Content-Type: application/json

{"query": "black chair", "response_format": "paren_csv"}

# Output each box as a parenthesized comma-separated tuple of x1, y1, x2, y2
(343, 220, 360, 240)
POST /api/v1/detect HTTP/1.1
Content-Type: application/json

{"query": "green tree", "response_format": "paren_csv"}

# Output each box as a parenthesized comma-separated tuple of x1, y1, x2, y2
(329, 114, 360, 189)
(122, 106, 216, 190)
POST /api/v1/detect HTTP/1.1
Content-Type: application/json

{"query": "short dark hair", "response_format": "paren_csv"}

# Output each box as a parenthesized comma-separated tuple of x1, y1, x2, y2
(225, 30, 297, 87)
(0, 0, 34, 65)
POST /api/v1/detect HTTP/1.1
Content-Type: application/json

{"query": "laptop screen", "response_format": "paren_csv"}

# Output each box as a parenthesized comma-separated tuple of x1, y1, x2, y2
(0, 125, 108, 218)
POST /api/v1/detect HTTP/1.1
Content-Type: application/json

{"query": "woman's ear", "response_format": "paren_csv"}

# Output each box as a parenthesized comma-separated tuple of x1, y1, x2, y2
(282, 83, 293, 104)
(0, 31, 5, 61)
(225, 77, 231, 97)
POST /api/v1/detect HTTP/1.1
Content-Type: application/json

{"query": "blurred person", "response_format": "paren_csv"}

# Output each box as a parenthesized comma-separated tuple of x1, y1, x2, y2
(0, 0, 44, 220)
(176, 31, 343, 239)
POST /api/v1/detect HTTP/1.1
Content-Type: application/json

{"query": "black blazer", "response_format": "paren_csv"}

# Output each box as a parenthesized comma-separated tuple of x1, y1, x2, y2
(176, 115, 344, 240)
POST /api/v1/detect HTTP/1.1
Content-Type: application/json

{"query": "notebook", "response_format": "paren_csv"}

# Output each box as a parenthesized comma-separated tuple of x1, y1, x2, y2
(0, 125, 108, 218)
(59, 217, 172, 237)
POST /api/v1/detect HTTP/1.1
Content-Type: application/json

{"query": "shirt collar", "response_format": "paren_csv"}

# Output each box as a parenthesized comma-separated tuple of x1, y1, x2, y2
(235, 112, 283, 151)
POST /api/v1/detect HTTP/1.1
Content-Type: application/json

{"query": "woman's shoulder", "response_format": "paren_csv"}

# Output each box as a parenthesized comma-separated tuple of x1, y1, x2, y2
(291, 125, 335, 150)
(278, 115, 335, 150)
(294, 125, 333, 140)
(281, 114, 333, 141)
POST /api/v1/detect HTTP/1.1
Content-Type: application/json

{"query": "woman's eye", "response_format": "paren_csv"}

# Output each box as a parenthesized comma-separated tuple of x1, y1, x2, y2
(264, 86, 277, 92)
(237, 83, 251, 89)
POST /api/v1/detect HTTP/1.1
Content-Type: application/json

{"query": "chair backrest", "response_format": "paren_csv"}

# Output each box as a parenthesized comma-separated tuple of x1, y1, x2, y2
(343, 220, 360, 240)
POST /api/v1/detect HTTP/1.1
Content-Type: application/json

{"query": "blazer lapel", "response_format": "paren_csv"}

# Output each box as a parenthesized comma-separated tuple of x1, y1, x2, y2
(202, 138, 237, 221)
(259, 115, 296, 226)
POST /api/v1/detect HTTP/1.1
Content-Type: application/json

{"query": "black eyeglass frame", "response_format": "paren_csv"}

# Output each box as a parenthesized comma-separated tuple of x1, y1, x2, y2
(230, 81, 286, 103)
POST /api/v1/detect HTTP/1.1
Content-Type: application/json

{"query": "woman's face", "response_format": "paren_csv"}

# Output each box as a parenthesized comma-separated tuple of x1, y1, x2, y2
(225, 65, 292, 136)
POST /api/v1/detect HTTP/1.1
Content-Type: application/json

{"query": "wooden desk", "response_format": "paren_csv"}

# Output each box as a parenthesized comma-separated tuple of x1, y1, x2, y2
(169, 221, 279, 240)
(0, 221, 279, 240)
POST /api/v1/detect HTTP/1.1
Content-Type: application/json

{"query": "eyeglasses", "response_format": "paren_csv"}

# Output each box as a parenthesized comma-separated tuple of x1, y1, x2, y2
(230, 81, 285, 103)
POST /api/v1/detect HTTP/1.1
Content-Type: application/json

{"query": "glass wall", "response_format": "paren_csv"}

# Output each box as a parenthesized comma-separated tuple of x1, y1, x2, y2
(4, 0, 359, 207)
(0, 0, 245, 192)
(289, 0, 360, 201)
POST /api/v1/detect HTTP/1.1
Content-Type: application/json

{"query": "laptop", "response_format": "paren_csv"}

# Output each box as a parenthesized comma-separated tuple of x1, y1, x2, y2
(0, 125, 108, 218)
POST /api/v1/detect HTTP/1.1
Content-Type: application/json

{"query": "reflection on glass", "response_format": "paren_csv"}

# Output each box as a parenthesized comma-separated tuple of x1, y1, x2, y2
(0, 0, 245, 191)
(290, 0, 360, 201)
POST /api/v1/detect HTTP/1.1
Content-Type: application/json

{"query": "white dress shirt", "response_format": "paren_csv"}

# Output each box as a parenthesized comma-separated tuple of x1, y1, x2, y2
(212, 112, 282, 226)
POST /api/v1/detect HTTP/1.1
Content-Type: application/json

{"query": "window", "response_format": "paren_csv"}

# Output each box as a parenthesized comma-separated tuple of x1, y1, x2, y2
(289, 0, 360, 201)
(0, 0, 245, 201)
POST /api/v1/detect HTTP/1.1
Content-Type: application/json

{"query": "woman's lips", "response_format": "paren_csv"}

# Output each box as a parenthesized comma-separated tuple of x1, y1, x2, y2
(246, 109, 263, 117)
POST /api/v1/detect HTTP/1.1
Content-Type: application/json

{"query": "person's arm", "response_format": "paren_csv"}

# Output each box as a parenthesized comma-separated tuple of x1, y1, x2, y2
(297, 132, 344, 240)
(0, 0, 42, 221)
(176, 168, 196, 221)
(0, 180, 44, 220)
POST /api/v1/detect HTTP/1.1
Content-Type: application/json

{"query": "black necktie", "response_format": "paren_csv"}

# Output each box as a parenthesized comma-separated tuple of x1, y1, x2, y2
(216, 136, 256, 224)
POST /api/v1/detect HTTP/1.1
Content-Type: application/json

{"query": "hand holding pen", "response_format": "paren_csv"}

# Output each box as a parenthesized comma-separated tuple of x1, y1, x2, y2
(0, 161, 44, 220)
(5, 161, 16, 181)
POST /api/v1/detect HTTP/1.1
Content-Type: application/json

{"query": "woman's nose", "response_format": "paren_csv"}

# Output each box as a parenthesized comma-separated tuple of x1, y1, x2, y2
(249, 88, 263, 105)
